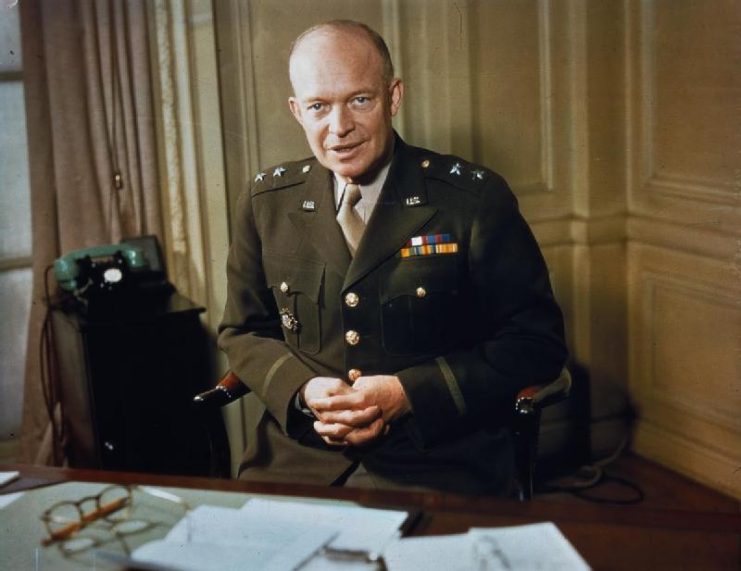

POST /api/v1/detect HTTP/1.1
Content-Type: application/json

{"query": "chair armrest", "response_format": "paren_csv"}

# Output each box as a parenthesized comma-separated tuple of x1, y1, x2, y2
(515, 367, 572, 416)
(193, 371, 250, 409)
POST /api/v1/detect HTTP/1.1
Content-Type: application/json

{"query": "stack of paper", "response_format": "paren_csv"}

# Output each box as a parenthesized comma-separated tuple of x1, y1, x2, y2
(382, 522, 590, 571)
(121, 497, 410, 571)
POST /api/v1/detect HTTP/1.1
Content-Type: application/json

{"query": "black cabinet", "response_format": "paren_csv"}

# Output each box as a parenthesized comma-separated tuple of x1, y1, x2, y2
(51, 294, 227, 476)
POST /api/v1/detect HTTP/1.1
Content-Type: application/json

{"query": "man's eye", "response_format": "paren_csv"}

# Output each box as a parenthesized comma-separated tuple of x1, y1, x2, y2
(308, 103, 324, 111)
(354, 96, 369, 105)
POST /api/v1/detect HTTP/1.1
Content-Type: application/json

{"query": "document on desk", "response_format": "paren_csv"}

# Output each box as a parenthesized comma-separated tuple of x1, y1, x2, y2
(128, 505, 338, 571)
(242, 497, 412, 557)
(383, 522, 590, 571)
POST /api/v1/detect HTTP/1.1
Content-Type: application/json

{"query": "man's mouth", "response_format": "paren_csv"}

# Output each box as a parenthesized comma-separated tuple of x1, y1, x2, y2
(328, 141, 364, 157)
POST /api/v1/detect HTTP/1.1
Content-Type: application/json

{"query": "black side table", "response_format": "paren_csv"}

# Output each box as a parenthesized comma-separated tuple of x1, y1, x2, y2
(51, 293, 229, 477)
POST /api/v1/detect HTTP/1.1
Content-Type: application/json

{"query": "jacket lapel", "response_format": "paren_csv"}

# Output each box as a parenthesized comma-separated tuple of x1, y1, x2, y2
(287, 164, 351, 278)
(343, 141, 438, 289)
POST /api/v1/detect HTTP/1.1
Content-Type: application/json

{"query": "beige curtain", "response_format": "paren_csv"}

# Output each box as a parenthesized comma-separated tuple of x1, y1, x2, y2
(19, 0, 163, 463)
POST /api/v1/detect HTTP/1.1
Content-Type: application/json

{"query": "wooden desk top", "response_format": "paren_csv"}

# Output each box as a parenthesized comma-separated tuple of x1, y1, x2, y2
(2, 464, 740, 570)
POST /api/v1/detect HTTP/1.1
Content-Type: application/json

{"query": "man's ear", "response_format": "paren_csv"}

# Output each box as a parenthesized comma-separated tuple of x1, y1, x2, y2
(288, 97, 304, 126)
(388, 79, 404, 117)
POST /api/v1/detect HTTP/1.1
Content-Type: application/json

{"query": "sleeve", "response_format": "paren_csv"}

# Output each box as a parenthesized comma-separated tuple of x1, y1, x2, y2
(217, 189, 317, 436)
(395, 174, 568, 446)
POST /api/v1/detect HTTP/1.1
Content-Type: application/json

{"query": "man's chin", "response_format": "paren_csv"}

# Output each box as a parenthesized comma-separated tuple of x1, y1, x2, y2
(326, 160, 371, 181)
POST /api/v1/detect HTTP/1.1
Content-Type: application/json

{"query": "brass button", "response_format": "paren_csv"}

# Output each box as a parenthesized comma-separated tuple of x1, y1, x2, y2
(421, 159, 430, 168)
(348, 369, 362, 382)
(280, 282, 289, 293)
(416, 286, 427, 298)
(344, 292, 360, 308)
(345, 330, 360, 346)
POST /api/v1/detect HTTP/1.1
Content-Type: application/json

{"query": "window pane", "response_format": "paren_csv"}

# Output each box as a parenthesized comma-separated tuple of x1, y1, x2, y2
(0, 267, 32, 441)
(0, 81, 31, 259)
(0, 4, 23, 72)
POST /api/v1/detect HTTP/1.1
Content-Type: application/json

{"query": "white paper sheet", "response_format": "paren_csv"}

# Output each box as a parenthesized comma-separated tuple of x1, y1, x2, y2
(243, 497, 409, 557)
(383, 522, 590, 571)
(0, 471, 19, 487)
(0, 491, 23, 510)
(130, 505, 338, 571)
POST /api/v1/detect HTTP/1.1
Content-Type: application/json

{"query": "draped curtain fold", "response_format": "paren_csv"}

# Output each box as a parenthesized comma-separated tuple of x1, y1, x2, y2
(19, 0, 163, 463)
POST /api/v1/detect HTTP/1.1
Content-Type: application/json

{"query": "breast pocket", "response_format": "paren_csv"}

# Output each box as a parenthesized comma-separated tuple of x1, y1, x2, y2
(380, 256, 459, 355)
(264, 255, 324, 355)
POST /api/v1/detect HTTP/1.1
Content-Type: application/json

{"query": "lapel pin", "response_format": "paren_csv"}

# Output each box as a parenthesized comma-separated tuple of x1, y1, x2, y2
(450, 163, 462, 176)
(302, 200, 316, 211)
(405, 196, 422, 207)
(254, 172, 266, 182)
(302, 164, 311, 173)
(472, 169, 485, 180)
(273, 166, 287, 177)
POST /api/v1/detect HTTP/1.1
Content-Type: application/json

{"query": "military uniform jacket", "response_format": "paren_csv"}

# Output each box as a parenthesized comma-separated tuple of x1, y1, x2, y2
(218, 136, 567, 494)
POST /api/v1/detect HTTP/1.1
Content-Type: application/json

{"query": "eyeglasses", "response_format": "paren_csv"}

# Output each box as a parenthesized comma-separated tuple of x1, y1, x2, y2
(40, 484, 191, 554)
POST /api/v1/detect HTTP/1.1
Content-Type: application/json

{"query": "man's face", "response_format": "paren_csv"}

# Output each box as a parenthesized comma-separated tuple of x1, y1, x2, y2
(288, 30, 403, 182)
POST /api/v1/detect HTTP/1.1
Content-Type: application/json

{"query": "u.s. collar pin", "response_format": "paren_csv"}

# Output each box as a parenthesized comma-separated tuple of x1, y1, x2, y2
(302, 200, 316, 211)
(405, 196, 422, 207)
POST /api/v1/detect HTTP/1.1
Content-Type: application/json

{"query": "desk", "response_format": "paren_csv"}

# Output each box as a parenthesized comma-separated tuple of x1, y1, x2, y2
(1, 464, 739, 570)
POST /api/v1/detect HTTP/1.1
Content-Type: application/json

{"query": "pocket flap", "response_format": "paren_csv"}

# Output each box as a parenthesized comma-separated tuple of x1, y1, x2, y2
(381, 256, 458, 303)
(263, 255, 324, 303)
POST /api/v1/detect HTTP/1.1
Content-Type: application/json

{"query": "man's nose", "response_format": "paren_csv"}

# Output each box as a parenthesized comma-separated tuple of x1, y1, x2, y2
(328, 105, 354, 137)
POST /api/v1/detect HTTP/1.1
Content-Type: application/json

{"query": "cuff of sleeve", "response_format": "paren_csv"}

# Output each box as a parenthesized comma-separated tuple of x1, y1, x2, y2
(293, 390, 315, 418)
(263, 353, 317, 435)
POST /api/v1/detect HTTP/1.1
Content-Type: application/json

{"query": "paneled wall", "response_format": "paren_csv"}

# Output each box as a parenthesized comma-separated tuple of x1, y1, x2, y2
(625, 0, 740, 497)
(170, 0, 738, 495)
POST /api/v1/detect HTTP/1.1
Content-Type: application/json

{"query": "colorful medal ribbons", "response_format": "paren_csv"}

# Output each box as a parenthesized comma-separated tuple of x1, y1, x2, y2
(400, 234, 458, 258)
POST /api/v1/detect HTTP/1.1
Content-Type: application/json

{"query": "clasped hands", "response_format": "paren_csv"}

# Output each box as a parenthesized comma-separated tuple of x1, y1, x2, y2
(299, 375, 410, 447)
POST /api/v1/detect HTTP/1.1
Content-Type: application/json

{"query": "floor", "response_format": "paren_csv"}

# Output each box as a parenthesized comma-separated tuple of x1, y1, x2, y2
(536, 452, 739, 514)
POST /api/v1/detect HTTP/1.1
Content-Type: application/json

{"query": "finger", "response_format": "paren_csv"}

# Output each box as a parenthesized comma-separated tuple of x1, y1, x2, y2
(311, 392, 367, 412)
(313, 420, 353, 440)
(316, 405, 380, 427)
(344, 418, 385, 447)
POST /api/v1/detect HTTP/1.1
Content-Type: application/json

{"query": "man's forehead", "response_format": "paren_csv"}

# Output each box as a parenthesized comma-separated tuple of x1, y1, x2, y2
(289, 28, 383, 85)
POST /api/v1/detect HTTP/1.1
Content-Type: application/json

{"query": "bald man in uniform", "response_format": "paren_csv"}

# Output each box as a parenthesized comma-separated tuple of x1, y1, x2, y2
(218, 20, 567, 495)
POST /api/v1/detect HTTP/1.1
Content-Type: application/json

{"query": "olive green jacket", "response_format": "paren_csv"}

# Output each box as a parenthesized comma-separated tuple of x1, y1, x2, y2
(218, 136, 566, 494)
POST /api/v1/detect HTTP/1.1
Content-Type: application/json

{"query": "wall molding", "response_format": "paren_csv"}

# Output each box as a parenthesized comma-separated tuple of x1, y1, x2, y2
(639, 273, 741, 431)
(628, 215, 741, 260)
(626, 0, 740, 212)
(634, 419, 740, 499)
(530, 214, 627, 248)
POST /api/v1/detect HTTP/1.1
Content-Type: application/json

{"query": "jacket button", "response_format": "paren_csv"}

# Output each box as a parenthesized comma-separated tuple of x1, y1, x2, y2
(348, 369, 362, 382)
(416, 286, 427, 298)
(280, 282, 289, 293)
(345, 330, 360, 346)
(344, 292, 360, 308)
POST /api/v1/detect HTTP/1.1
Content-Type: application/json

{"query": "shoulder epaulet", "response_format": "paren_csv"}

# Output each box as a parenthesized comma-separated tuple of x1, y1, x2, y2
(251, 157, 317, 196)
(418, 154, 494, 192)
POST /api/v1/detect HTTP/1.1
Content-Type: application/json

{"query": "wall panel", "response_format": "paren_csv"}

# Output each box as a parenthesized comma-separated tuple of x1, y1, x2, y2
(628, 244, 741, 497)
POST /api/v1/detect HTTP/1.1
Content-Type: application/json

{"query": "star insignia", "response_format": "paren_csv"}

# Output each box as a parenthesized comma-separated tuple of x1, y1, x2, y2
(471, 169, 485, 180)
(273, 166, 287, 177)
(302, 165, 311, 173)
(254, 172, 266, 182)
(450, 163, 462, 176)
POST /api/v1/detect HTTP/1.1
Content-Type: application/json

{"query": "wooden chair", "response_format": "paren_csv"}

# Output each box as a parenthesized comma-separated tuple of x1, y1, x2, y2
(194, 368, 572, 500)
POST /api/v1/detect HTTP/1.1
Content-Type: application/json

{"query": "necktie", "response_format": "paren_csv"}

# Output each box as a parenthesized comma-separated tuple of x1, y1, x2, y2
(337, 183, 364, 255)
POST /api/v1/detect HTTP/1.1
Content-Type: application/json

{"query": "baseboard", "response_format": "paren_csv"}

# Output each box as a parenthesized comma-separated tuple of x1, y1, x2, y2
(633, 420, 741, 499)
